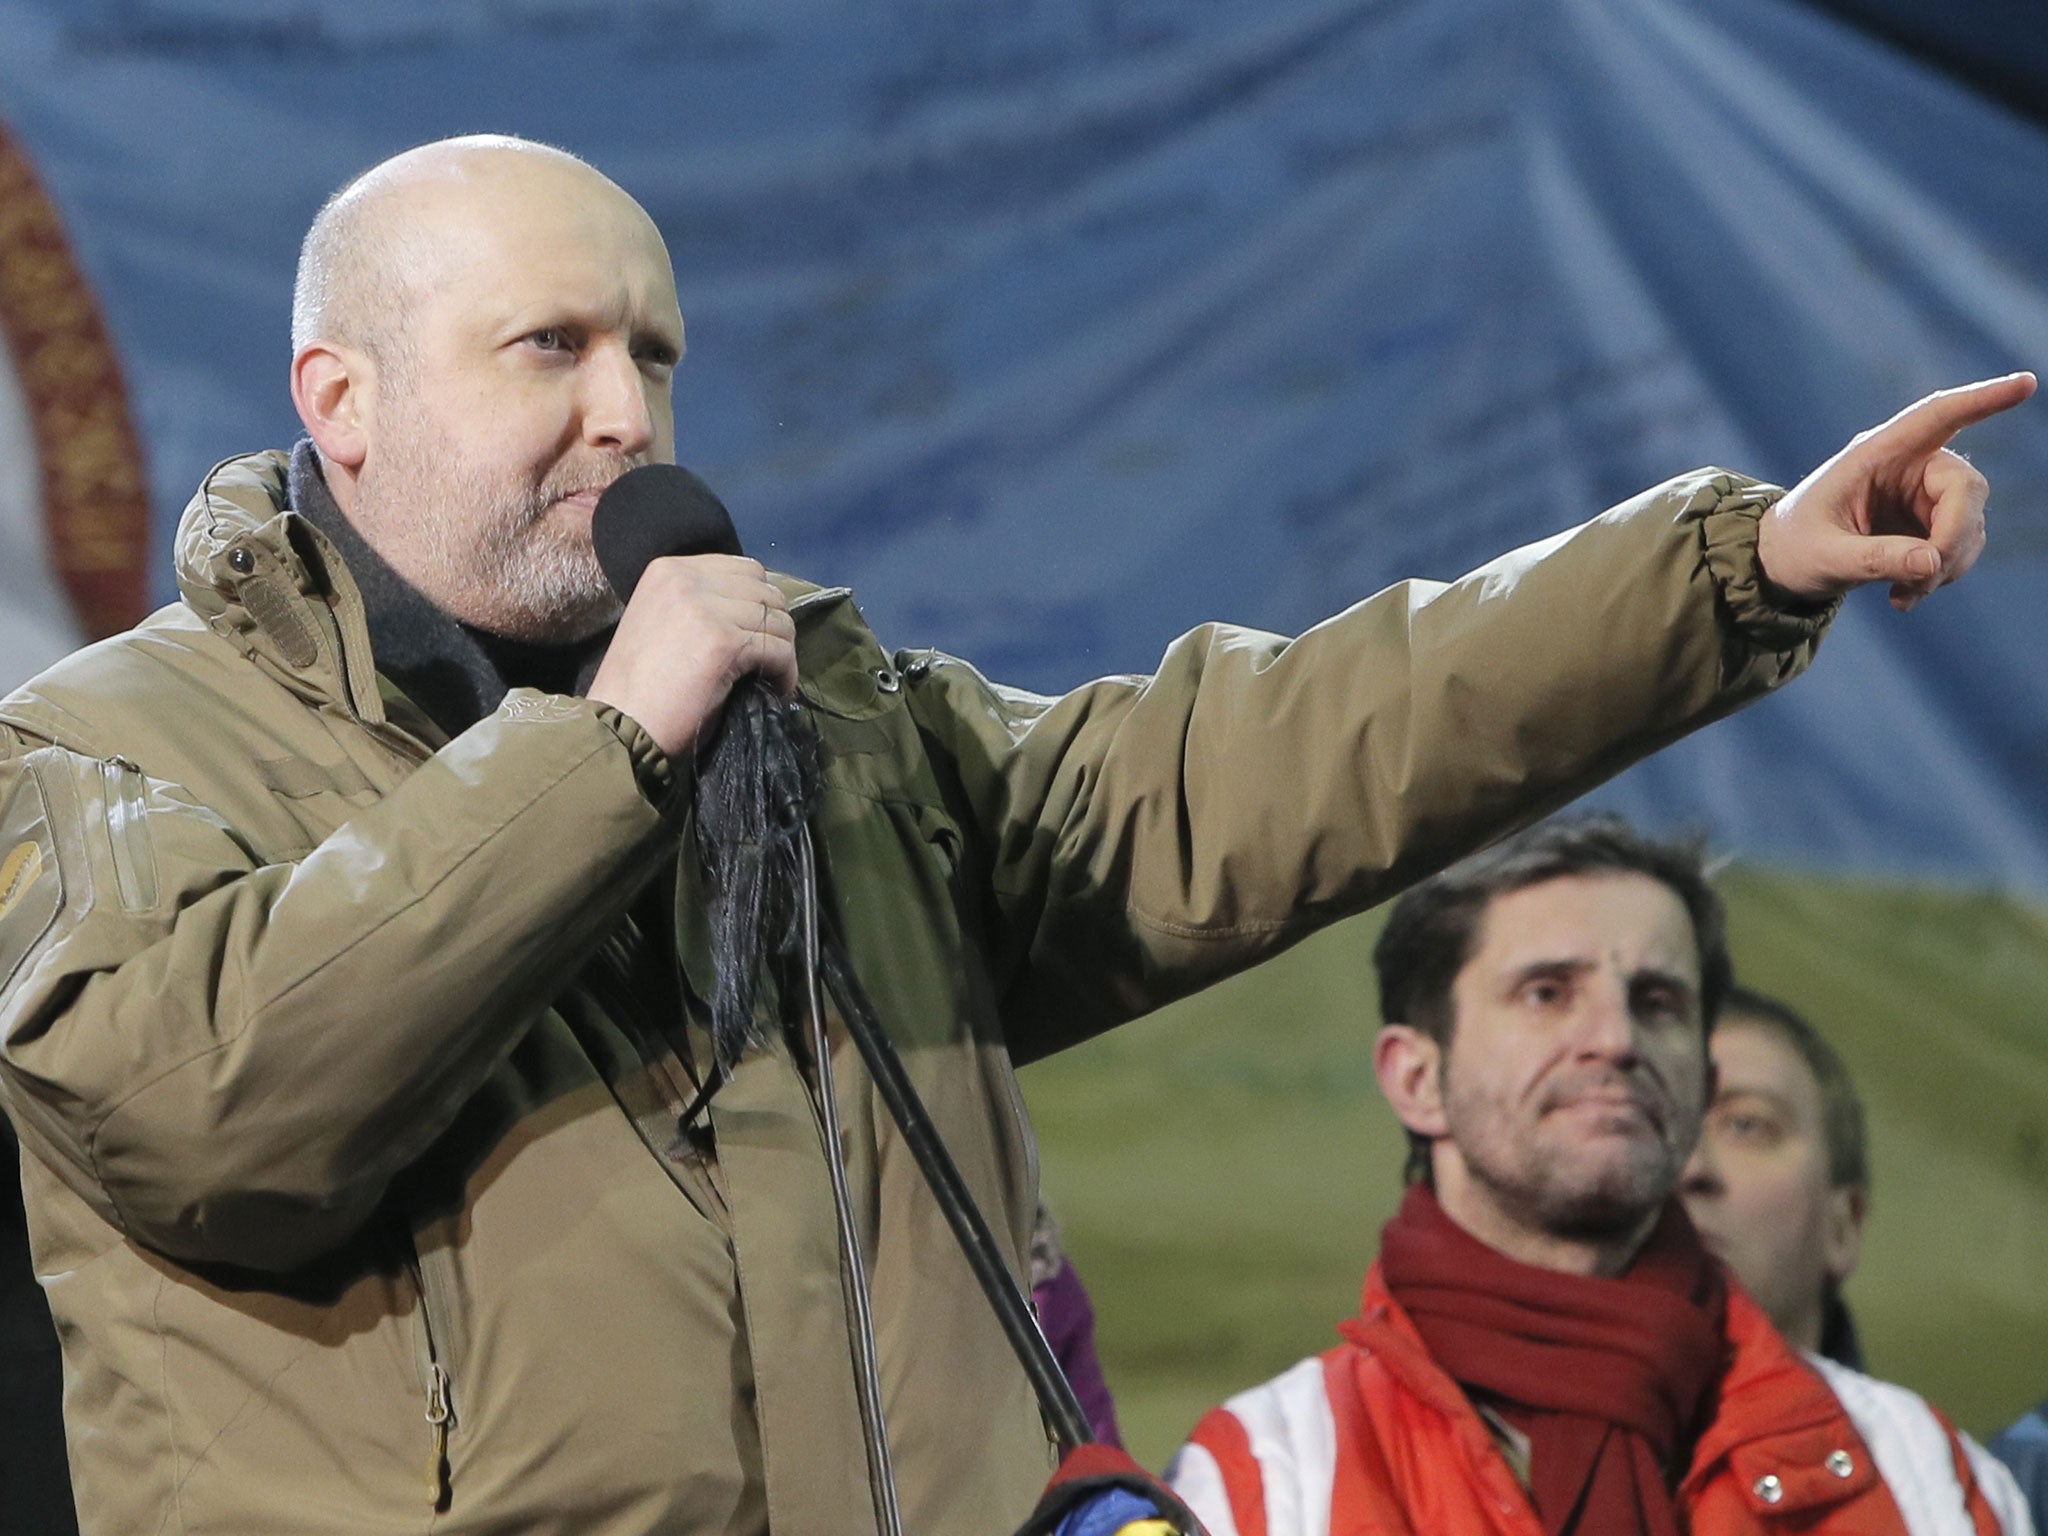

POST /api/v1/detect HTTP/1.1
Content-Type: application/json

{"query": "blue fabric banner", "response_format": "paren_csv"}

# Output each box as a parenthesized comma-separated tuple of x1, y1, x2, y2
(2, 0, 2046, 885)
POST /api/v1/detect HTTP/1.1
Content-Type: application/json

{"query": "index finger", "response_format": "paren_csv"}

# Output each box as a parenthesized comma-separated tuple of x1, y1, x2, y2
(642, 552, 768, 586)
(1860, 371, 2038, 461)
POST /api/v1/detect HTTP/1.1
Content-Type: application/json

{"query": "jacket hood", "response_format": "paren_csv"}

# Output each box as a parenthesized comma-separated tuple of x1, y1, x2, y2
(172, 449, 385, 721)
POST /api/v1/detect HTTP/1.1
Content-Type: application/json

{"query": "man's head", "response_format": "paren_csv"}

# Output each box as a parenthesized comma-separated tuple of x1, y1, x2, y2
(289, 134, 685, 641)
(1372, 816, 1730, 1272)
(1680, 988, 1868, 1353)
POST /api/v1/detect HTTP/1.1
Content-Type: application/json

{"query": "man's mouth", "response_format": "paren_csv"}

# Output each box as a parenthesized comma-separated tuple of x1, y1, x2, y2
(1551, 1090, 1664, 1135)
(540, 460, 639, 526)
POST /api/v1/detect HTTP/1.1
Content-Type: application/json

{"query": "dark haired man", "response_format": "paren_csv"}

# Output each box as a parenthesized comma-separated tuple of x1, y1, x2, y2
(1685, 989, 2031, 1534)
(1170, 817, 2021, 1536)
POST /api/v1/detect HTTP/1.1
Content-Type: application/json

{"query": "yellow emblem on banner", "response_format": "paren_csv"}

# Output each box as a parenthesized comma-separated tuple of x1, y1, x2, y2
(0, 838, 43, 921)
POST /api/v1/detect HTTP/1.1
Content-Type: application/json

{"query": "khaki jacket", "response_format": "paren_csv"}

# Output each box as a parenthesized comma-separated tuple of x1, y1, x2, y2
(0, 451, 1825, 1535)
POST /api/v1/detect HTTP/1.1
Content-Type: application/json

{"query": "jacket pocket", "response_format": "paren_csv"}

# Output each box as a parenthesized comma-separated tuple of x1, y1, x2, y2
(406, 1246, 458, 1513)
(100, 757, 158, 911)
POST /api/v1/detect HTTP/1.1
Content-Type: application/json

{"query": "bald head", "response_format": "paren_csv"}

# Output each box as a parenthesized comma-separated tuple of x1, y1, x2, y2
(287, 134, 684, 639)
(290, 135, 630, 366)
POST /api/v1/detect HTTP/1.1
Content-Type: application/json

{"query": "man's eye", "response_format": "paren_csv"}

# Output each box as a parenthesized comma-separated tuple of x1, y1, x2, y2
(528, 327, 570, 352)
(1722, 1111, 1781, 1144)
(1521, 980, 1565, 1008)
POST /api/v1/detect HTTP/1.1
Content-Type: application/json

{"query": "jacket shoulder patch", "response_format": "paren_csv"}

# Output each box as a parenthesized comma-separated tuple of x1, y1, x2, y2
(0, 766, 63, 989)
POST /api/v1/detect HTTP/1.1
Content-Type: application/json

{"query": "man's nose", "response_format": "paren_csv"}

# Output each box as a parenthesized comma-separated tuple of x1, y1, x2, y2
(1680, 1135, 1722, 1199)
(1571, 980, 1639, 1061)
(581, 344, 657, 457)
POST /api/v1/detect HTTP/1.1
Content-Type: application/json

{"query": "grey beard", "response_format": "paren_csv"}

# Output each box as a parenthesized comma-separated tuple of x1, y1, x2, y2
(423, 487, 618, 640)
(361, 462, 627, 643)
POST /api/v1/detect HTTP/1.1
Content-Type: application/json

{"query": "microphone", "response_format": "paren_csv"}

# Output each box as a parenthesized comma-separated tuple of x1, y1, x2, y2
(592, 463, 743, 593)
(590, 462, 822, 1073)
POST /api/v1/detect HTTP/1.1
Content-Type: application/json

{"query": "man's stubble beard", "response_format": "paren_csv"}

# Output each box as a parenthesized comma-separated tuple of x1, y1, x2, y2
(1443, 1070, 1694, 1245)
(358, 401, 627, 644)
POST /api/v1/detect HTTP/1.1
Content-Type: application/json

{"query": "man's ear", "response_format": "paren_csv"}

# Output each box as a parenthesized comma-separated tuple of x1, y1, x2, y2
(1823, 1184, 1867, 1285)
(290, 341, 372, 470)
(1375, 1024, 1449, 1139)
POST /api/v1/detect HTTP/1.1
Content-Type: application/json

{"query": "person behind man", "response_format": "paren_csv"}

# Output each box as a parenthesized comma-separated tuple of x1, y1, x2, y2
(1682, 986, 1870, 1367)
(1169, 818, 2023, 1535)
(0, 1121, 76, 1536)
(1683, 986, 2031, 1534)
(0, 132, 2030, 1536)
(1031, 1200, 1125, 1449)
(1993, 1402, 2048, 1534)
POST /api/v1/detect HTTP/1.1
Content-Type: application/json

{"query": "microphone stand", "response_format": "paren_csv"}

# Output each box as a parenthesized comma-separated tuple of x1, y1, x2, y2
(794, 826, 1095, 1455)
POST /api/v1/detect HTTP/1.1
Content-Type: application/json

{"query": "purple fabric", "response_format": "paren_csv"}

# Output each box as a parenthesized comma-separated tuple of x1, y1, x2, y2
(1034, 1258, 1123, 1449)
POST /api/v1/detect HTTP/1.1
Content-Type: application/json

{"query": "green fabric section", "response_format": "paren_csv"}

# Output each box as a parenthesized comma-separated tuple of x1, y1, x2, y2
(1022, 863, 2048, 1465)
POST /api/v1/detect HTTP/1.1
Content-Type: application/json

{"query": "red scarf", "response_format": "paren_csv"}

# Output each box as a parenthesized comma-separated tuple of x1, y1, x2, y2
(1374, 1187, 1727, 1536)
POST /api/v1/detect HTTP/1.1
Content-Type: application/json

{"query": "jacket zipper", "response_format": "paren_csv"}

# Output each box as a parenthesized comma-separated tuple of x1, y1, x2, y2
(406, 1248, 457, 1511)
(101, 757, 157, 910)
(424, 1362, 453, 1509)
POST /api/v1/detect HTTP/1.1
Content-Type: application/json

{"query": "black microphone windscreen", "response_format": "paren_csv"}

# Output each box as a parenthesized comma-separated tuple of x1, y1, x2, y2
(592, 463, 744, 600)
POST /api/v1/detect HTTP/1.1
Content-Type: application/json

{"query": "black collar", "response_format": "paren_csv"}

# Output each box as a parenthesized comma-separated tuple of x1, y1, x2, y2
(286, 440, 609, 736)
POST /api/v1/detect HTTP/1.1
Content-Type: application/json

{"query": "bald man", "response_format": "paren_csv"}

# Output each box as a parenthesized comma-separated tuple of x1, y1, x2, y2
(0, 135, 2031, 1536)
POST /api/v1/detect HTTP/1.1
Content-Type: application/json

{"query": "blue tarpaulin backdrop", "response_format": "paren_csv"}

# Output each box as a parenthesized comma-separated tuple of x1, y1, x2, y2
(3, 0, 2047, 885)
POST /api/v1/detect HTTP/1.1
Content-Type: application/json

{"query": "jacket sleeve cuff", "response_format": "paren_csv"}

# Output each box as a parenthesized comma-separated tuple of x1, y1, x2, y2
(492, 692, 686, 816)
(592, 703, 689, 816)
(1695, 474, 1841, 647)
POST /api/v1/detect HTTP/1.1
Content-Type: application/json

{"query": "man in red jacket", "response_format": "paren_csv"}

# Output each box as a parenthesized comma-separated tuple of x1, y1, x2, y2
(1167, 816, 2017, 1536)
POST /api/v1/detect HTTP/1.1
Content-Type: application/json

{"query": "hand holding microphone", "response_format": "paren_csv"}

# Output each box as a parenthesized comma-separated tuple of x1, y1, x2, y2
(585, 464, 822, 1072)
(585, 464, 798, 759)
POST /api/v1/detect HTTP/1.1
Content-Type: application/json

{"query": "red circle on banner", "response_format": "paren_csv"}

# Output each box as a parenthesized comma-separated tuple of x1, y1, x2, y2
(0, 118, 151, 642)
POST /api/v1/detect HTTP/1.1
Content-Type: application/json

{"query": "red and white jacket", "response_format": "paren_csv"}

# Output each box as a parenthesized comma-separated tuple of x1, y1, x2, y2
(1167, 1264, 2028, 1536)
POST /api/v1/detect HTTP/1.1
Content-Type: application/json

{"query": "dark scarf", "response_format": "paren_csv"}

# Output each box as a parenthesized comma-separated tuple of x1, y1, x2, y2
(285, 440, 609, 737)
(1372, 1187, 1727, 1536)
